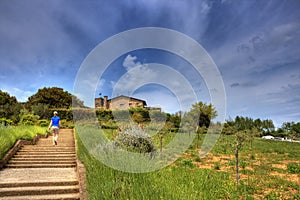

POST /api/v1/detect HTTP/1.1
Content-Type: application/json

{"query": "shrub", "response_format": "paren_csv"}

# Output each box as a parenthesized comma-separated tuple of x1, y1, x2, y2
(114, 126, 155, 153)
(0, 118, 13, 126)
(19, 113, 39, 125)
(38, 119, 48, 127)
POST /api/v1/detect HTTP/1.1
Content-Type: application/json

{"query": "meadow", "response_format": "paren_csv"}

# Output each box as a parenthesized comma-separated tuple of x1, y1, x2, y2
(76, 126, 300, 200)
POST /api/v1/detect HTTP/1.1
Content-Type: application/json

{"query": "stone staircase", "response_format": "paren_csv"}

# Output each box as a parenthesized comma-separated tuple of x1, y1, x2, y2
(0, 129, 83, 200)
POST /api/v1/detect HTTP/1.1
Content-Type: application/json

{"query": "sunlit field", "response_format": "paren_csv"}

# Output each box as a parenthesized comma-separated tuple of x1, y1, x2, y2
(76, 126, 300, 199)
(0, 125, 47, 159)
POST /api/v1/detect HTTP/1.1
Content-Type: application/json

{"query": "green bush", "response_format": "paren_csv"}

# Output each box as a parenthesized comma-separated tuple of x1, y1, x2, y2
(38, 119, 49, 127)
(0, 118, 13, 126)
(19, 113, 39, 125)
(114, 126, 155, 153)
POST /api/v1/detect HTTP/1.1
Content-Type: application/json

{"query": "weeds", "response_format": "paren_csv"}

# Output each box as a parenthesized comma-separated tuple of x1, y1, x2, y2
(287, 162, 300, 174)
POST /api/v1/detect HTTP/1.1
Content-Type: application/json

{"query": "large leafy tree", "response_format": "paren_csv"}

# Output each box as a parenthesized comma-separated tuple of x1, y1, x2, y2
(0, 90, 22, 122)
(26, 87, 84, 109)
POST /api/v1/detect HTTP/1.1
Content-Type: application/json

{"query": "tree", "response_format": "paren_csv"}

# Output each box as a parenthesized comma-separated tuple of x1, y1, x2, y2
(32, 103, 50, 119)
(0, 90, 22, 123)
(183, 102, 217, 132)
(166, 113, 181, 131)
(261, 119, 275, 134)
(131, 112, 143, 124)
(233, 131, 248, 188)
(26, 87, 84, 110)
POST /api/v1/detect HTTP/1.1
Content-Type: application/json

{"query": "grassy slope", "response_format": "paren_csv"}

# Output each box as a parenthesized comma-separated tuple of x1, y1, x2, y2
(76, 127, 300, 199)
(76, 128, 238, 200)
(0, 125, 47, 159)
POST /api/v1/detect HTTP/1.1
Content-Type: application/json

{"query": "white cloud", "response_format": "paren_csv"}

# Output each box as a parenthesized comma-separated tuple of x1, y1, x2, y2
(2, 87, 34, 102)
(134, 90, 180, 113)
(122, 54, 142, 71)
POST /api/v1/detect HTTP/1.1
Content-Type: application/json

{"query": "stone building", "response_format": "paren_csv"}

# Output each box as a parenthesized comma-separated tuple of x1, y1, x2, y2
(95, 95, 147, 110)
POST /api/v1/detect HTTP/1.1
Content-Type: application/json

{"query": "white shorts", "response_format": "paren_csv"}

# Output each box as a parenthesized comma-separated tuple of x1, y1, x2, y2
(51, 126, 59, 134)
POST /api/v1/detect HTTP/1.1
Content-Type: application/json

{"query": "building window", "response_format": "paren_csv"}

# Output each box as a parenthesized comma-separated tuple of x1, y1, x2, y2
(129, 103, 132, 107)
(120, 104, 124, 108)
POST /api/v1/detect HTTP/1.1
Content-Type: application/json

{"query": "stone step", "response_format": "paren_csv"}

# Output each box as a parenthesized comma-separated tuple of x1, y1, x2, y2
(14, 154, 76, 158)
(0, 180, 78, 188)
(22, 146, 75, 150)
(5, 163, 76, 168)
(17, 151, 75, 155)
(9, 160, 76, 165)
(0, 193, 80, 200)
(35, 144, 75, 147)
(11, 158, 76, 162)
(0, 185, 79, 197)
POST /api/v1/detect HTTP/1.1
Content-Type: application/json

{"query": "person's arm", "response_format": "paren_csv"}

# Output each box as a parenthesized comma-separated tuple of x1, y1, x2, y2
(59, 119, 62, 128)
(48, 120, 52, 130)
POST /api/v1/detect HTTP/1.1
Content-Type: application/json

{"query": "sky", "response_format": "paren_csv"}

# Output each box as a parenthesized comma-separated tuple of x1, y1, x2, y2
(0, 0, 299, 127)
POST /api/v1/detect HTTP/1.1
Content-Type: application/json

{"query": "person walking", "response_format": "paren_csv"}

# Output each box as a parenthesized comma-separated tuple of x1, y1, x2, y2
(48, 111, 61, 146)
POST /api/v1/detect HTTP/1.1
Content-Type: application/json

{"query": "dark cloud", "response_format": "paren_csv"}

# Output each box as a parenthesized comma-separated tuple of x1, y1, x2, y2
(230, 83, 240, 87)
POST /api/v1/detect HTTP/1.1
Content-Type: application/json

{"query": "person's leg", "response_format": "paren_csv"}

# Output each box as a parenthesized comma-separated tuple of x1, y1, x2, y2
(55, 128, 59, 145)
(55, 129, 58, 145)
(52, 127, 57, 145)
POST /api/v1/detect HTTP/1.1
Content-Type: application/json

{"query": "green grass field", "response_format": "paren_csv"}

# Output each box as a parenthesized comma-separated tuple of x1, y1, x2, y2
(76, 126, 300, 199)
(0, 125, 47, 159)
(1, 125, 299, 199)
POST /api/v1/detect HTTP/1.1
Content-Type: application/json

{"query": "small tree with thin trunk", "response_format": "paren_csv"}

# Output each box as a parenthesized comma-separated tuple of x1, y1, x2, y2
(233, 131, 247, 188)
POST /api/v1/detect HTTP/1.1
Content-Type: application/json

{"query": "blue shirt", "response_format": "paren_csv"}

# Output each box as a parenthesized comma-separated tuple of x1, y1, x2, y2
(51, 116, 60, 127)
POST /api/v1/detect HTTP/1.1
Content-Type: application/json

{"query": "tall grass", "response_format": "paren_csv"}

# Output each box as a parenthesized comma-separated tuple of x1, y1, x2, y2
(0, 125, 47, 159)
(76, 129, 238, 200)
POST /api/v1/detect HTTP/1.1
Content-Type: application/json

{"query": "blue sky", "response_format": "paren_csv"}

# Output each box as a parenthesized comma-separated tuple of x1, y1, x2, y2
(0, 0, 299, 127)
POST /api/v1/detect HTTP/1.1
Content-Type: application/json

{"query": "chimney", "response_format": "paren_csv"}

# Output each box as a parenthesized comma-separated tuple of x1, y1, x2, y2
(104, 96, 108, 109)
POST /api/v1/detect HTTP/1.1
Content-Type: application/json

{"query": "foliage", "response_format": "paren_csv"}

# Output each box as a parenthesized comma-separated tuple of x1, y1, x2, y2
(222, 116, 275, 136)
(128, 107, 150, 121)
(76, 133, 237, 200)
(96, 109, 113, 122)
(149, 110, 167, 122)
(281, 122, 300, 139)
(18, 109, 40, 125)
(233, 131, 248, 188)
(112, 109, 131, 123)
(25, 87, 84, 110)
(0, 118, 13, 126)
(167, 113, 181, 130)
(131, 112, 143, 124)
(183, 102, 217, 129)
(114, 126, 155, 153)
(0, 90, 22, 123)
(38, 119, 49, 127)
(32, 103, 50, 119)
(287, 163, 300, 174)
(0, 125, 47, 159)
(75, 126, 300, 199)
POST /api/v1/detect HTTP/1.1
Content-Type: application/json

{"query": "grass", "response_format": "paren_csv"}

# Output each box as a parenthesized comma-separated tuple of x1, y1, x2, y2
(75, 127, 238, 200)
(3, 125, 298, 199)
(75, 126, 300, 199)
(0, 125, 47, 159)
